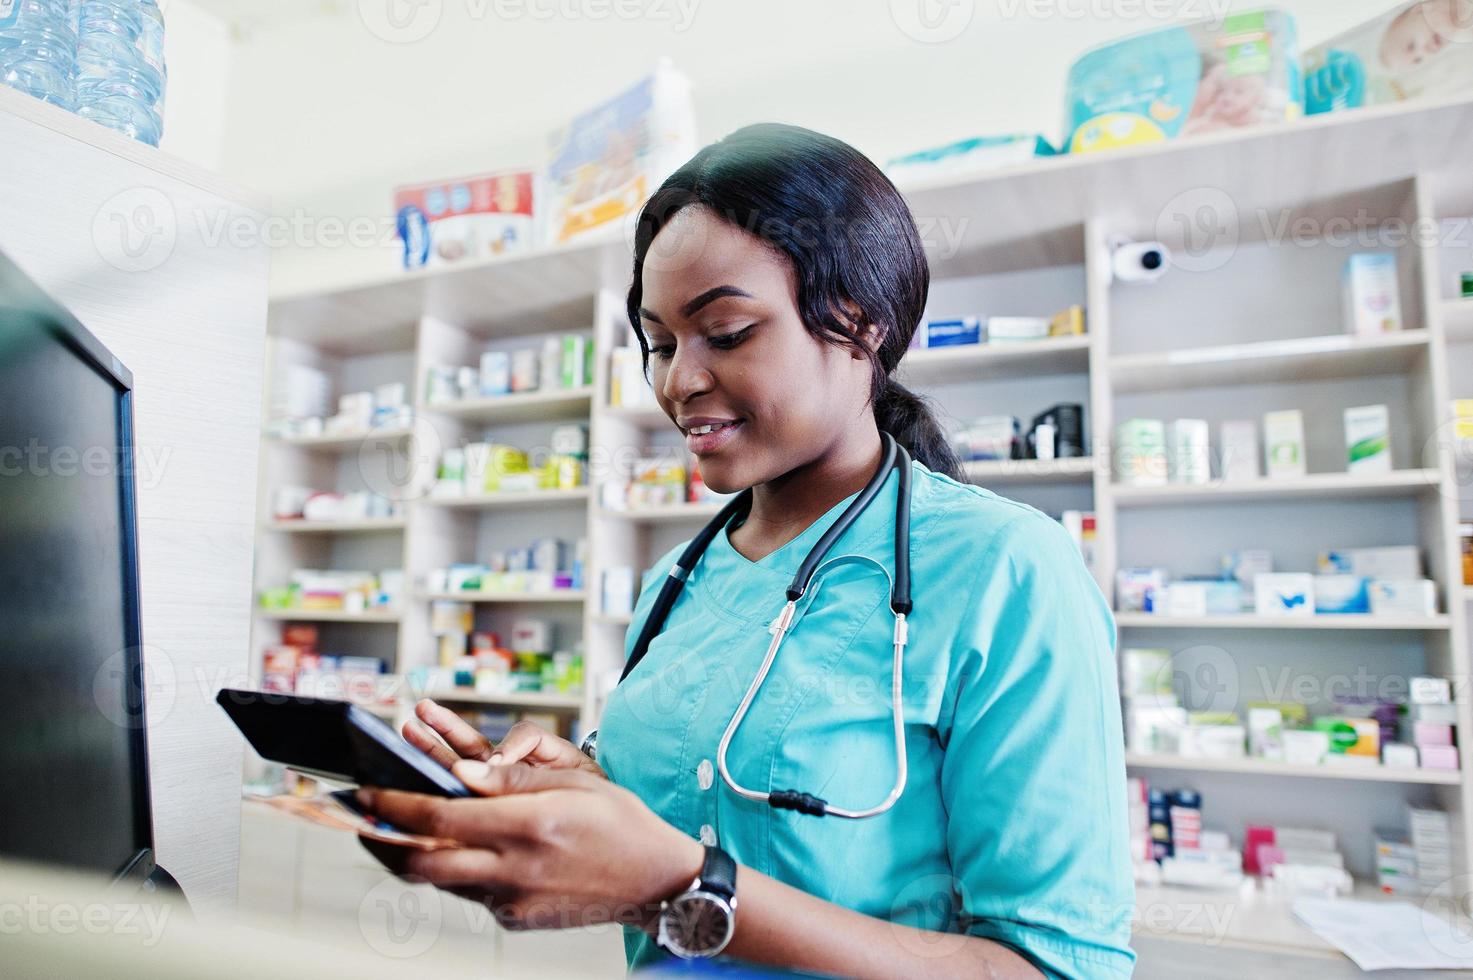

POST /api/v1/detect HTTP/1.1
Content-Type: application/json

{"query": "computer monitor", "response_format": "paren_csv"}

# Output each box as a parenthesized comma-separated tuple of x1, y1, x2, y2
(0, 252, 157, 887)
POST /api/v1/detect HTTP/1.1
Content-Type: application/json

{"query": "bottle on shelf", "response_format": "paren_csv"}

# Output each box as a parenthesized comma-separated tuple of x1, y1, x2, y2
(73, 0, 166, 146)
(0, 0, 77, 110)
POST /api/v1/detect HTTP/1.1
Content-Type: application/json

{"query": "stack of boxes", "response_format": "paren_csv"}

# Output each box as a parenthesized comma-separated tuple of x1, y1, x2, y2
(1378, 807, 1456, 896)
(1407, 676, 1459, 772)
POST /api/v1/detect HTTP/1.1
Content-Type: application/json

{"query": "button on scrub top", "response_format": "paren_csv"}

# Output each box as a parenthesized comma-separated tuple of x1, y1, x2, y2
(598, 461, 1135, 978)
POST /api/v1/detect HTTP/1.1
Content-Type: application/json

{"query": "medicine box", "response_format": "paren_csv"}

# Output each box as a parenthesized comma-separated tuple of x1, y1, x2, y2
(919, 317, 981, 348)
(1411, 676, 1452, 705)
(1255, 573, 1314, 617)
(1116, 419, 1168, 487)
(1369, 579, 1437, 617)
(1317, 546, 1421, 579)
(1313, 575, 1370, 614)
(1343, 253, 1403, 335)
(1220, 420, 1259, 482)
(1168, 419, 1211, 485)
(394, 170, 536, 270)
(1263, 410, 1307, 478)
(1344, 404, 1391, 473)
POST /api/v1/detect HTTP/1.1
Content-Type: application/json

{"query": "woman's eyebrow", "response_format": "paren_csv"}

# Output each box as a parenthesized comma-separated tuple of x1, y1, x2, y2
(639, 285, 754, 326)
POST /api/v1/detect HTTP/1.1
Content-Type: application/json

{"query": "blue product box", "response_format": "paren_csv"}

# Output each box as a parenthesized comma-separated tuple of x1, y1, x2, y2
(1315, 575, 1371, 614)
(921, 317, 981, 349)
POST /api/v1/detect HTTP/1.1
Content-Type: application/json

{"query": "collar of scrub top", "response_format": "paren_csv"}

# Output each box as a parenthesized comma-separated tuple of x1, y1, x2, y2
(617, 431, 914, 819)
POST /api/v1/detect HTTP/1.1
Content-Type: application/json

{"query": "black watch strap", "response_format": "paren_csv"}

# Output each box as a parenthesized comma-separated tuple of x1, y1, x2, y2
(698, 845, 736, 901)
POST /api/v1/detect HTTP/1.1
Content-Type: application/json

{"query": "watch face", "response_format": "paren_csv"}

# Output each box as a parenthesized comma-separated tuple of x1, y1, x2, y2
(658, 890, 735, 958)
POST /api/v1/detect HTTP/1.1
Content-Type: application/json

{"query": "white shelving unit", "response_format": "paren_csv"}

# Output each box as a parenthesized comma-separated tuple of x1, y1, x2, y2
(251, 97, 1473, 953)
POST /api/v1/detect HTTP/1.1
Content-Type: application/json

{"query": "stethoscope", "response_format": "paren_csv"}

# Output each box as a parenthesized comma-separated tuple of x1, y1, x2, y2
(586, 432, 914, 820)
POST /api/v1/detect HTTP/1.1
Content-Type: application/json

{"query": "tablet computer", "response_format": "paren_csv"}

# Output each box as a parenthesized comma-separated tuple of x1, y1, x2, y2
(216, 689, 471, 798)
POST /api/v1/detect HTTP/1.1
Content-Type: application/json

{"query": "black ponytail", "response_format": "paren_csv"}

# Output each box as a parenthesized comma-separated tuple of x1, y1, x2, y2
(626, 122, 963, 481)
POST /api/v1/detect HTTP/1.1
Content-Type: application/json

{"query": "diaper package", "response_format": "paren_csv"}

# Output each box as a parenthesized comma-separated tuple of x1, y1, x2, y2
(394, 170, 537, 270)
(1304, 1, 1473, 115)
(1064, 9, 1303, 154)
(544, 60, 697, 245)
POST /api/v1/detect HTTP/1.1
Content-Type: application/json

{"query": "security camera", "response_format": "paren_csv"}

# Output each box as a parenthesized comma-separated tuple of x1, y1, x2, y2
(1110, 238, 1171, 284)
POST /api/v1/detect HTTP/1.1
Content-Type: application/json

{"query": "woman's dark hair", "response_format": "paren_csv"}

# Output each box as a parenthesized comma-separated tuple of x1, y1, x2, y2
(625, 122, 962, 480)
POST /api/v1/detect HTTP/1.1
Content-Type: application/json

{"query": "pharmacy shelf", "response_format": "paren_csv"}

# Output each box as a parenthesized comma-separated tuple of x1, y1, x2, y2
(421, 386, 595, 424)
(1109, 331, 1431, 394)
(1115, 612, 1452, 631)
(590, 611, 634, 626)
(897, 336, 1090, 386)
(1111, 469, 1442, 506)
(256, 608, 402, 624)
(962, 456, 1096, 486)
(423, 487, 592, 510)
(1125, 752, 1462, 786)
(597, 501, 726, 524)
(270, 425, 416, 451)
(603, 402, 669, 429)
(263, 517, 407, 534)
(268, 229, 620, 354)
(1445, 298, 1473, 343)
(418, 688, 585, 711)
(419, 590, 586, 604)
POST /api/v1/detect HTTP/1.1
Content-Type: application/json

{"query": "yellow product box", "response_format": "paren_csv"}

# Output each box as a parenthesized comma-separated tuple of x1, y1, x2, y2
(1049, 305, 1086, 336)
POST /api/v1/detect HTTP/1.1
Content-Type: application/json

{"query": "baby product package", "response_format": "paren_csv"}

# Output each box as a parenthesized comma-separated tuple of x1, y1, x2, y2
(394, 170, 537, 270)
(1064, 9, 1303, 154)
(1303, 1, 1473, 114)
(544, 60, 697, 245)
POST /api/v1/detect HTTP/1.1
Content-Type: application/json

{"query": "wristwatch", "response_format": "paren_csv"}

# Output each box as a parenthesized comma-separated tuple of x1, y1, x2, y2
(654, 845, 738, 959)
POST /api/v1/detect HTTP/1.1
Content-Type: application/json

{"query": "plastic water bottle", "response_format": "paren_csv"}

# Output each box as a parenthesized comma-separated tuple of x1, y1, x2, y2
(74, 0, 166, 146)
(0, 0, 78, 110)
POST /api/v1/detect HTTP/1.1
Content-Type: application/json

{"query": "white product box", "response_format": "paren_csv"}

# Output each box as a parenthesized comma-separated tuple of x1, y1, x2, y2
(1369, 579, 1438, 617)
(1343, 252, 1403, 336)
(601, 566, 636, 617)
(1317, 546, 1421, 579)
(1116, 419, 1168, 487)
(1223, 550, 1274, 592)
(1383, 744, 1419, 769)
(1255, 573, 1315, 617)
(1169, 419, 1211, 485)
(1220, 419, 1259, 482)
(1249, 707, 1284, 761)
(1411, 676, 1453, 705)
(1344, 404, 1391, 474)
(394, 170, 536, 270)
(1413, 704, 1458, 725)
(1263, 410, 1307, 478)
(1164, 582, 1209, 618)
(1179, 725, 1246, 759)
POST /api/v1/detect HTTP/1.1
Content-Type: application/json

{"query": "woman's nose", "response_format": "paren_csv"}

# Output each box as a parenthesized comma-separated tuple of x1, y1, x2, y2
(661, 346, 714, 404)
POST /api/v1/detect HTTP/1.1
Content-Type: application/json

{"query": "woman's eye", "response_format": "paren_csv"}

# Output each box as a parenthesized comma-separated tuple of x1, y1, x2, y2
(650, 344, 676, 361)
(709, 325, 754, 350)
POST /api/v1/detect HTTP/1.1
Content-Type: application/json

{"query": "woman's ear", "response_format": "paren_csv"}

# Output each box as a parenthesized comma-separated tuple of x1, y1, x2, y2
(836, 300, 884, 359)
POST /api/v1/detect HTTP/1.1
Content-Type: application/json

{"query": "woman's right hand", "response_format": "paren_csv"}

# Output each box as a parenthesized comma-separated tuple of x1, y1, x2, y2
(402, 699, 604, 778)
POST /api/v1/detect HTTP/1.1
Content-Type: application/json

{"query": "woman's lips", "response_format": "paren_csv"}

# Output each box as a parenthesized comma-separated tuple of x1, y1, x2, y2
(684, 420, 743, 455)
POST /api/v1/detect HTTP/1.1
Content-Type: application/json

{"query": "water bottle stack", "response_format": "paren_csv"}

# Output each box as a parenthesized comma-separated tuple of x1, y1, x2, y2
(0, 0, 166, 146)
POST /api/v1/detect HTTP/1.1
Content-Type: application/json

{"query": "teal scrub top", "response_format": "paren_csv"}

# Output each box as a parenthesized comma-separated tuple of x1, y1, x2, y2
(598, 461, 1136, 978)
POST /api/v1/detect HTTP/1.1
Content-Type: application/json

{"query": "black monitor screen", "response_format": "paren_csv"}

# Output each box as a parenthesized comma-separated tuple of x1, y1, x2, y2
(0, 279, 152, 880)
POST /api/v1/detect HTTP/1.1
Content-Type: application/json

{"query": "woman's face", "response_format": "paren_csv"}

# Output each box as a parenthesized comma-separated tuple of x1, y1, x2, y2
(637, 206, 874, 495)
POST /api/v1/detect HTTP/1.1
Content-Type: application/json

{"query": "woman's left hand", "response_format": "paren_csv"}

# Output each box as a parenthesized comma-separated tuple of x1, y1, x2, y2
(357, 760, 704, 931)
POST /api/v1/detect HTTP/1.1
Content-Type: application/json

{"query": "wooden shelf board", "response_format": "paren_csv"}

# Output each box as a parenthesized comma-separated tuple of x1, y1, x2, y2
(1115, 612, 1451, 631)
(963, 456, 1096, 486)
(597, 501, 727, 524)
(1110, 331, 1431, 393)
(424, 487, 591, 510)
(1112, 469, 1441, 506)
(263, 518, 406, 534)
(419, 591, 586, 604)
(898, 336, 1090, 386)
(1126, 751, 1461, 785)
(420, 689, 584, 711)
(422, 387, 594, 424)
(269, 425, 416, 451)
(256, 609, 402, 624)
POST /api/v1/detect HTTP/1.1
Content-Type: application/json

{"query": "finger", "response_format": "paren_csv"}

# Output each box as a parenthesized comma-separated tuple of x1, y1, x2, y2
(359, 788, 454, 840)
(396, 847, 510, 888)
(490, 721, 562, 767)
(415, 700, 494, 762)
(402, 717, 460, 770)
(360, 836, 413, 877)
(452, 759, 592, 798)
